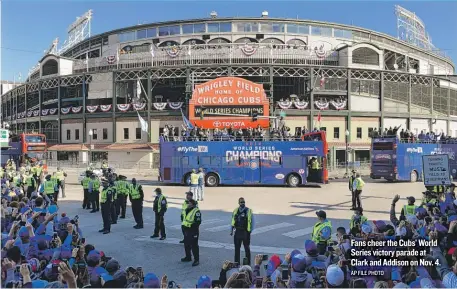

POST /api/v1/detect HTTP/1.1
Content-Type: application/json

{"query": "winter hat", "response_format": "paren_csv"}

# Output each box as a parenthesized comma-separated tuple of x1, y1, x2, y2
(144, 273, 160, 288)
(304, 240, 318, 257)
(326, 264, 344, 287)
(87, 250, 101, 263)
(362, 224, 372, 234)
(373, 221, 386, 232)
(291, 254, 306, 273)
(18, 226, 29, 237)
(197, 275, 212, 288)
(420, 278, 434, 288)
(393, 282, 410, 288)
(32, 280, 49, 288)
(106, 259, 120, 274)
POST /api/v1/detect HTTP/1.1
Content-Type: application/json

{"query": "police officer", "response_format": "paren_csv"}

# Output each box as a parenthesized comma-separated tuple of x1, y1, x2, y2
(189, 169, 199, 195)
(349, 170, 357, 210)
(89, 174, 101, 213)
(181, 199, 201, 266)
(197, 168, 205, 202)
(51, 172, 59, 203)
(312, 210, 332, 255)
(24, 170, 36, 199)
(180, 191, 198, 243)
(110, 180, 118, 225)
(231, 197, 254, 265)
(129, 178, 144, 229)
(43, 175, 56, 203)
(81, 171, 91, 210)
(99, 181, 116, 234)
(115, 175, 129, 219)
(56, 167, 67, 199)
(151, 188, 167, 240)
(353, 173, 365, 210)
(401, 196, 418, 217)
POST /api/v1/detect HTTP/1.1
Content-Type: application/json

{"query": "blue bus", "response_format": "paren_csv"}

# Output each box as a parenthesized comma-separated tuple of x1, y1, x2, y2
(370, 136, 457, 182)
(1, 142, 22, 167)
(159, 131, 329, 187)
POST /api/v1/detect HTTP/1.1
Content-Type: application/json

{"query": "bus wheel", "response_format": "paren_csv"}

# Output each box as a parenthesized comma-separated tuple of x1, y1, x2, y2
(410, 171, 418, 183)
(206, 173, 220, 187)
(287, 174, 300, 187)
(183, 173, 191, 185)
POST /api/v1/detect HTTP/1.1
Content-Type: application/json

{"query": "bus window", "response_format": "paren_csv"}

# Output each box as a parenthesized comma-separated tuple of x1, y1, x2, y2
(283, 156, 302, 169)
(211, 156, 221, 166)
(172, 157, 181, 167)
(372, 143, 394, 150)
(269, 158, 281, 167)
(182, 157, 189, 166)
(201, 156, 211, 166)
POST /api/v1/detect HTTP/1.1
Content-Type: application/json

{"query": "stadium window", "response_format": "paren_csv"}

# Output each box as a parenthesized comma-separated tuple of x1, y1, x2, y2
(182, 24, 194, 34)
(136, 29, 147, 39)
(75, 129, 80, 140)
(311, 26, 332, 37)
(333, 127, 340, 139)
(260, 23, 285, 33)
(334, 29, 353, 39)
(287, 24, 309, 34)
(357, 127, 362, 139)
(146, 28, 157, 38)
(194, 23, 206, 33)
(236, 22, 259, 33)
(92, 129, 98, 140)
(102, 128, 108, 140)
(158, 25, 181, 36)
(219, 22, 232, 32)
(123, 128, 129, 139)
(119, 31, 135, 43)
(66, 130, 71, 140)
(136, 128, 141, 139)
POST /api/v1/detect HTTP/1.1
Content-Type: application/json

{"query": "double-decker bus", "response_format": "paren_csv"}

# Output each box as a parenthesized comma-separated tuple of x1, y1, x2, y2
(369, 136, 457, 182)
(159, 131, 328, 187)
(2, 133, 48, 170)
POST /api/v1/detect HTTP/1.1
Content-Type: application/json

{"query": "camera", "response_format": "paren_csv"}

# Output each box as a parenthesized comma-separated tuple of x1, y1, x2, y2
(262, 254, 269, 261)
(70, 215, 79, 225)
(255, 278, 263, 288)
(280, 265, 289, 280)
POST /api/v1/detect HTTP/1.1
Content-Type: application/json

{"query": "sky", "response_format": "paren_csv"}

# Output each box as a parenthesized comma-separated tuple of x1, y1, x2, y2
(1, 0, 456, 82)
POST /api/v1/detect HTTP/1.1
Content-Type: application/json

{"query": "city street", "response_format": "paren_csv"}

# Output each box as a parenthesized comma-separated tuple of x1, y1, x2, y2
(60, 173, 426, 286)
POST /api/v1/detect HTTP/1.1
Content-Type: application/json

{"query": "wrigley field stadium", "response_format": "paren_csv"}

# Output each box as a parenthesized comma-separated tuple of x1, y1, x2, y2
(1, 6, 456, 170)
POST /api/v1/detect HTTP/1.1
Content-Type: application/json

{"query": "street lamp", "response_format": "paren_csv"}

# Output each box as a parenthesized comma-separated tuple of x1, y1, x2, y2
(88, 129, 93, 165)
(345, 129, 350, 176)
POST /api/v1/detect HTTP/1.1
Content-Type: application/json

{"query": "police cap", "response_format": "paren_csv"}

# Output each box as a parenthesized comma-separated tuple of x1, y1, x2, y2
(154, 188, 162, 194)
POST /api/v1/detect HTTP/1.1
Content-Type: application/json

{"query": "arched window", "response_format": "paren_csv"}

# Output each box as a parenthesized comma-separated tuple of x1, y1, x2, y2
(352, 47, 379, 65)
(42, 59, 58, 76)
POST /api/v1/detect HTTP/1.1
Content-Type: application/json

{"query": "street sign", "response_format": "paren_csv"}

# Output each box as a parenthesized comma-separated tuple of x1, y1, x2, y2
(0, 129, 9, 147)
(422, 154, 451, 186)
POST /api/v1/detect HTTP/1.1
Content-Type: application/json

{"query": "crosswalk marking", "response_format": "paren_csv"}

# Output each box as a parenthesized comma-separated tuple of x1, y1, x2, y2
(134, 236, 295, 255)
(251, 222, 295, 235)
(281, 226, 314, 238)
(205, 224, 231, 232)
(169, 218, 224, 230)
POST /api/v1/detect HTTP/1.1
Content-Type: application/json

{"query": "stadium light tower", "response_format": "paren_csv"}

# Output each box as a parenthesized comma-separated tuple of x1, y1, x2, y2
(58, 9, 93, 55)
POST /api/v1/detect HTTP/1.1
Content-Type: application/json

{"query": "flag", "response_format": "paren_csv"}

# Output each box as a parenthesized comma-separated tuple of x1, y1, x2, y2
(317, 111, 322, 122)
(188, 45, 192, 56)
(320, 74, 325, 88)
(150, 44, 155, 58)
(137, 111, 148, 133)
(180, 108, 194, 130)
(136, 79, 142, 97)
(85, 52, 89, 72)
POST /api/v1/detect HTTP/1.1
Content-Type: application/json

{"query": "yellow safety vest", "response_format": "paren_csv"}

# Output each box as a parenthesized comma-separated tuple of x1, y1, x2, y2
(355, 178, 365, 190)
(82, 177, 90, 189)
(182, 207, 200, 228)
(130, 184, 141, 200)
(51, 176, 58, 187)
(231, 208, 253, 232)
(101, 187, 115, 203)
(433, 186, 445, 194)
(44, 180, 55, 195)
(403, 205, 418, 216)
(25, 175, 34, 186)
(350, 215, 367, 229)
(116, 181, 129, 195)
(91, 179, 100, 191)
(190, 173, 199, 185)
(312, 220, 332, 243)
(56, 171, 65, 181)
(157, 194, 168, 213)
(311, 160, 319, 169)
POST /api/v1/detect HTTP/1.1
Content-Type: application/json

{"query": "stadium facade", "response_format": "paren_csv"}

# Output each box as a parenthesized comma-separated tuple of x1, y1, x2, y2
(1, 10, 457, 169)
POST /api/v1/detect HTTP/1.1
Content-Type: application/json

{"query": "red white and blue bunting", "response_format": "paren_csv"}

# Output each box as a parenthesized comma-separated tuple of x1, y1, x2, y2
(49, 108, 57, 115)
(133, 103, 146, 111)
(117, 104, 131, 112)
(33, 110, 40, 117)
(330, 100, 347, 110)
(277, 100, 293, 109)
(106, 55, 116, 64)
(153, 102, 167, 110)
(314, 45, 326, 59)
(240, 44, 257, 56)
(71, 106, 82, 113)
(86, 105, 98, 113)
(41, 109, 49, 116)
(168, 102, 183, 110)
(294, 100, 309, 110)
(314, 100, 329, 110)
(165, 46, 181, 58)
(61, 107, 71, 114)
(27, 111, 33, 117)
(100, 105, 112, 112)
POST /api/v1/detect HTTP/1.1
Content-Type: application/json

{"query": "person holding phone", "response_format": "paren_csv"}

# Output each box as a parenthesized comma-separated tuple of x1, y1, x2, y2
(311, 210, 332, 255)
(231, 197, 254, 266)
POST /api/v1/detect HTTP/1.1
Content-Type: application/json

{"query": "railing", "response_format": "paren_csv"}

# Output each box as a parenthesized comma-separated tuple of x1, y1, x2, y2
(73, 43, 339, 73)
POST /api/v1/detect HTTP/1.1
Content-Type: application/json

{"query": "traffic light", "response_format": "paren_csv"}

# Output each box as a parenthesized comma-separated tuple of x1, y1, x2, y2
(252, 111, 258, 121)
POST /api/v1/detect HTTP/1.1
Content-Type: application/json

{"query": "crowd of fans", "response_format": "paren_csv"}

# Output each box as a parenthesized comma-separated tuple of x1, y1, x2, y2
(6, 163, 457, 288)
(369, 126, 457, 144)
